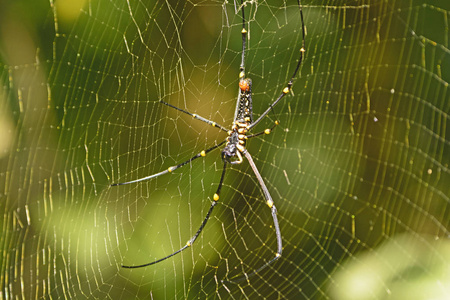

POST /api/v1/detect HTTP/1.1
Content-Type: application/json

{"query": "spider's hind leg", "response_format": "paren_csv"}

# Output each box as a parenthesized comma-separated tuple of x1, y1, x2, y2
(160, 100, 228, 132)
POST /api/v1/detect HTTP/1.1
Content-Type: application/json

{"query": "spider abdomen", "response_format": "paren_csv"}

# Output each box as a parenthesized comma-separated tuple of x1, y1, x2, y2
(236, 78, 253, 124)
(221, 77, 253, 164)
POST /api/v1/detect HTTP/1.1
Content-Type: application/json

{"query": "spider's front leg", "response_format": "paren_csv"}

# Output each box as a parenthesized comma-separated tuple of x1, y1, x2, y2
(122, 161, 228, 268)
(222, 150, 282, 284)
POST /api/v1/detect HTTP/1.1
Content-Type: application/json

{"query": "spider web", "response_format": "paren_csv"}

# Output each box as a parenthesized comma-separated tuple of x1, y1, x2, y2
(0, 0, 449, 299)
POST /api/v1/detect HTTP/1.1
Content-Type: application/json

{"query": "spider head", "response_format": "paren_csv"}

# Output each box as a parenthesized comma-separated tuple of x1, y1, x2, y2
(221, 143, 237, 163)
(221, 134, 244, 164)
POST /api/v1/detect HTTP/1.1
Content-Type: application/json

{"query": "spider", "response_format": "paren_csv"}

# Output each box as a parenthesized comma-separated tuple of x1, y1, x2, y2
(113, 0, 306, 283)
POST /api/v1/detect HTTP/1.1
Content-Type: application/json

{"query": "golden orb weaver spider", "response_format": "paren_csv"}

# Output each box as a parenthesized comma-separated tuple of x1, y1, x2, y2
(113, 0, 306, 284)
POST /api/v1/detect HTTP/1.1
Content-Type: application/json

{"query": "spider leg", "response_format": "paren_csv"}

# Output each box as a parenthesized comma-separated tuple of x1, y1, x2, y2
(249, 0, 306, 130)
(160, 101, 228, 133)
(223, 150, 282, 284)
(239, 0, 247, 77)
(111, 140, 226, 186)
(122, 162, 228, 268)
(247, 115, 280, 139)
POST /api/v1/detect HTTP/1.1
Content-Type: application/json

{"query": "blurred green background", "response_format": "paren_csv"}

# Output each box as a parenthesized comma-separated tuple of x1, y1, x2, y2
(0, 0, 449, 299)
